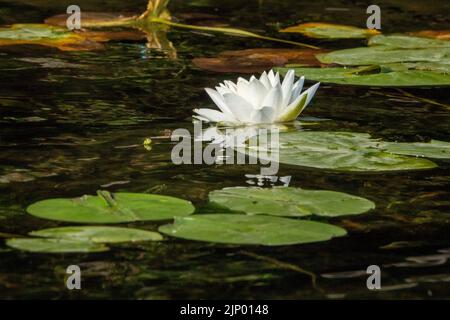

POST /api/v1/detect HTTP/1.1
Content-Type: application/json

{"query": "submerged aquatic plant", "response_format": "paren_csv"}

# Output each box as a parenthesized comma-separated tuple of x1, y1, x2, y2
(194, 69, 320, 125)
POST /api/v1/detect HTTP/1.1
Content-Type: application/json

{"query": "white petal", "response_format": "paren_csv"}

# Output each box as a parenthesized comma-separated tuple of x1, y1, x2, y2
(268, 71, 280, 87)
(215, 85, 231, 96)
(276, 82, 320, 122)
(193, 108, 229, 123)
(259, 71, 271, 90)
(261, 84, 282, 109)
(205, 88, 233, 116)
(290, 76, 305, 104)
(243, 79, 268, 108)
(237, 78, 250, 96)
(224, 80, 237, 93)
(281, 69, 295, 108)
(223, 93, 254, 122)
(250, 106, 276, 124)
(304, 82, 320, 106)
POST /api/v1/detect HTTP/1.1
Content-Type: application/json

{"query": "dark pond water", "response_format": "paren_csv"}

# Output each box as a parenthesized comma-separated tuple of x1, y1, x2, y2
(0, 0, 450, 299)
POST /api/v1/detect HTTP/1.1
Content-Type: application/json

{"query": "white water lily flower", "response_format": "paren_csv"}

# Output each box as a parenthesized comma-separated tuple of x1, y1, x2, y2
(194, 69, 320, 125)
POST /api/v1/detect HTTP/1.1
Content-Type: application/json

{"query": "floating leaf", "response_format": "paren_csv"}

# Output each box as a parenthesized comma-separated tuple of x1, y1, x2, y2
(27, 191, 195, 223)
(0, 24, 104, 51)
(280, 22, 380, 39)
(30, 226, 163, 243)
(44, 12, 137, 28)
(193, 48, 323, 73)
(368, 35, 450, 48)
(6, 238, 108, 253)
(277, 66, 450, 87)
(209, 187, 374, 217)
(238, 131, 439, 172)
(159, 214, 347, 246)
(380, 140, 450, 159)
(317, 46, 450, 66)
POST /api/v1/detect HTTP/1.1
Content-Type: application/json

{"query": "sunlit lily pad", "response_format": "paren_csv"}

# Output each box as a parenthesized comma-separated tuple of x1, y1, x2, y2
(317, 46, 450, 66)
(209, 187, 375, 217)
(44, 12, 136, 28)
(279, 22, 380, 39)
(238, 131, 439, 171)
(277, 67, 450, 87)
(0, 24, 104, 51)
(27, 191, 195, 223)
(6, 238, 108, 253)
(368, 35, 450, 48)
(159, 214, 347, 246)
(30, 226, 163, 243)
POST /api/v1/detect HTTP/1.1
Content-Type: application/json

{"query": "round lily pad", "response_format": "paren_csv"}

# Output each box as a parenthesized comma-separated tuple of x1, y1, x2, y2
(159, 214, 347, 246)
(209, 187, 375, 217)
(27, 191, 195, 223)
(6, 238, 108, 253)
(30, 226, 163, 243)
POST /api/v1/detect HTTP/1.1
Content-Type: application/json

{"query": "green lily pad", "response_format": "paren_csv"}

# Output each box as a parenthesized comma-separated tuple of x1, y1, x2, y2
(380, 140, 450, 159)
(30, 226, 163, 243)
(279, 22, 380, 39)
(317, 46, 450, 66)
(209, 187, 375, 217)
(27, 191, 195, 223)
(368, 35, 450, 49)
(6, 238, 108, 253)
(238, 131, 439, 172)
(277, 67, 450, 87)
(159, 214, 347, 246)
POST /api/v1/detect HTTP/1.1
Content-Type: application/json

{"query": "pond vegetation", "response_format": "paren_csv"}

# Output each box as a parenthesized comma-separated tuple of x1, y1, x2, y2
(0, 0, 449, 299)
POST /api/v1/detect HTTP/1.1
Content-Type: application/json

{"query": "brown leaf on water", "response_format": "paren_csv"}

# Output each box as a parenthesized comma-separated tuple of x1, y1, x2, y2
(44, 12, 137, 28)
(409, 30, 450, 41)
(193, 48, 324, 73)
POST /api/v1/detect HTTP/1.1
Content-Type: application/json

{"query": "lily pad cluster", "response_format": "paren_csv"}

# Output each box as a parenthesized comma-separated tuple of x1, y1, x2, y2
(5, 186, 378, 251)
(6, 191, 193, 253)
(157, 186, 377, 245)
(277, 34, 450, 86)
(237, 131, 450, 171)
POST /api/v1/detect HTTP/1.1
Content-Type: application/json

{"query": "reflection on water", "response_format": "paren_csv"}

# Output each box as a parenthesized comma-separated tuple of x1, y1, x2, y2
(0, 0, 450, 299)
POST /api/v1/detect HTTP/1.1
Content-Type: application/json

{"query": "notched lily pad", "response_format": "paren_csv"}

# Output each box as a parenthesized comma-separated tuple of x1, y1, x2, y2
(30, 226, 163, 243)
(279, 22, 380, 39)
(209, 187, 375, 217)
(159, 214, 347, 246)
(6, 238, 108, 253)
(27, 191, 195, 223)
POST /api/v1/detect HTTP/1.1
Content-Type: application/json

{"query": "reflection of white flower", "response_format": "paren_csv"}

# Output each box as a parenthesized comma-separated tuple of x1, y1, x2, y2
(194, 69, 320, 125)
(196, 124, 286, 148)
